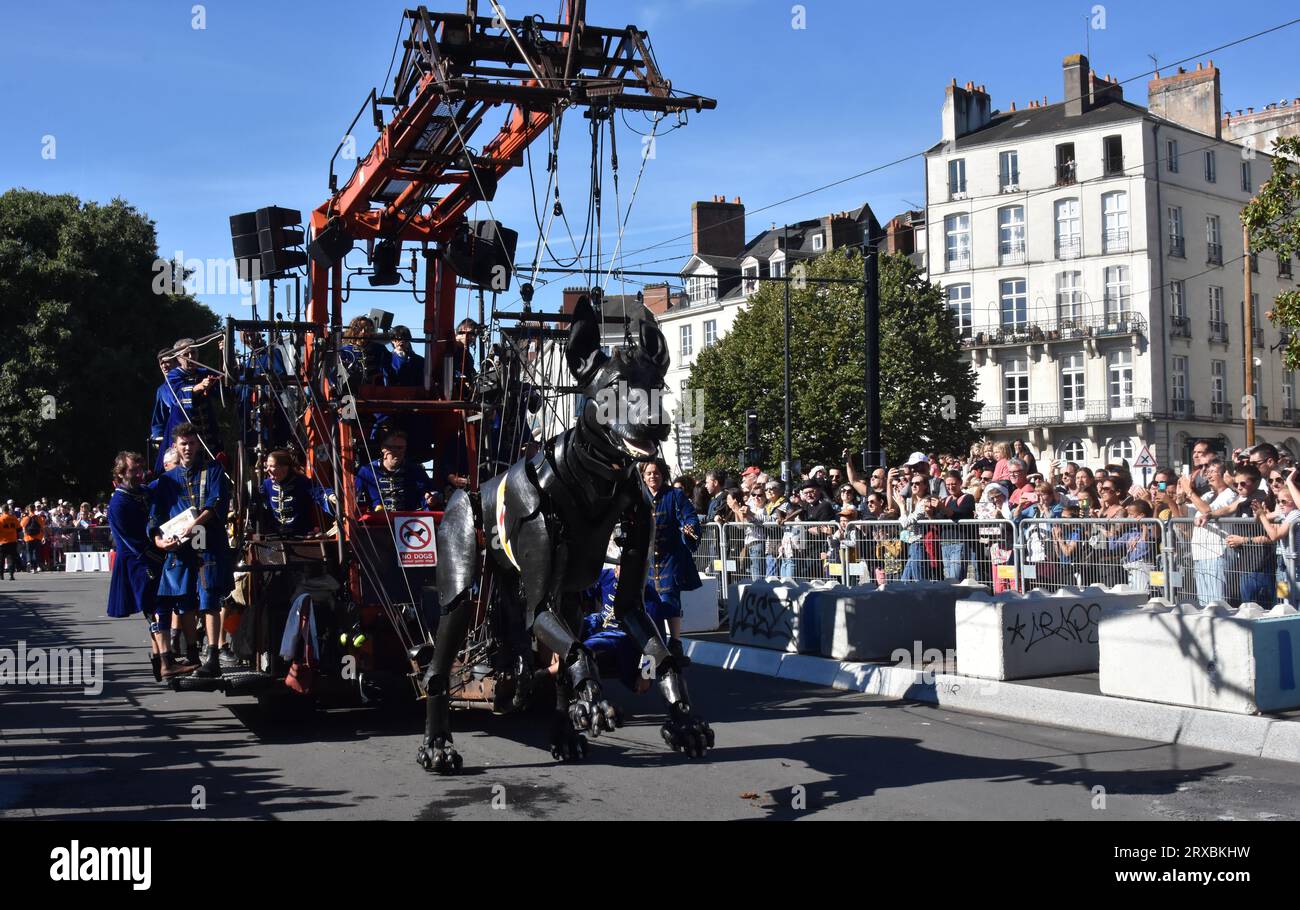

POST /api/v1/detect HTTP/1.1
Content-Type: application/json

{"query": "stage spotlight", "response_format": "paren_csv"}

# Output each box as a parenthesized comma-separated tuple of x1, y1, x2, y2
(368, 239, 402, 287)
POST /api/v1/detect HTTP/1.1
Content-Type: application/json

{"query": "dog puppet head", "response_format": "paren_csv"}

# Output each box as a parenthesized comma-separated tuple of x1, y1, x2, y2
(565, 294, 672, 460)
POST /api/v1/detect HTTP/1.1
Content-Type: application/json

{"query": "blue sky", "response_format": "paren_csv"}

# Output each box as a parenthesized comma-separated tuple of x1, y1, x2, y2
(3, 0, 1297, 330)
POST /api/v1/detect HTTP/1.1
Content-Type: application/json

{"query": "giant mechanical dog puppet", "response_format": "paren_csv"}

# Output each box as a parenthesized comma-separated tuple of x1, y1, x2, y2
(420, 295, 715, 772)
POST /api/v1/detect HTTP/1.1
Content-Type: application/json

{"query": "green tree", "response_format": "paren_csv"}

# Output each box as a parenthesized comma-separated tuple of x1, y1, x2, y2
(1243, 136, 1300, 370)
(686, 249, 980, 472)
(0, 190, 220, 503)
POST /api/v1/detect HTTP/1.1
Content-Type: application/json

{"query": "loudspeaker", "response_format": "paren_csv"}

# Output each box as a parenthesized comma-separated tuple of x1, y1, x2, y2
(307, 217, 354, 269)
(442, 220, 519, 291)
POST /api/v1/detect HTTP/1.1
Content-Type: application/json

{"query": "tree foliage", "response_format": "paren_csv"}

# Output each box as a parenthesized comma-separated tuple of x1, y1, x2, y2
(686, 249, 981, 472)
(1243, 136, 1300, 370)
(0, 190, 219, 503)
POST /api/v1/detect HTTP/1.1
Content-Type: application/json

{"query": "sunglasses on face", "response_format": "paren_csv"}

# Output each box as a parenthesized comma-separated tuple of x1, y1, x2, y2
(1271, 477, 1285, 485)
(1100, 487, 1116, 493)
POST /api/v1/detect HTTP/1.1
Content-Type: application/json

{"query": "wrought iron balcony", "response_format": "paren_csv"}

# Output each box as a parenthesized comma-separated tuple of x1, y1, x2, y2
(1211, 400, 1231, 421)
(1170, 315, 1191, 338)
(1209, 320, 1229, 343)
(1103, 228, 1130, 254)
(1000, 241, 1026, 265)
(1056, 236, 1081, 260)
(1207, 242, 1223, 266)
(975, 399, 1152, 428)
(1168, 236, 1185, 258)
(962, 312, 1147, 349)
(1170, 398, 1195, 419)
(1252, 327, 1265, 347)
(1281, 259, 1294, 279)
(946, 251, 970, 270)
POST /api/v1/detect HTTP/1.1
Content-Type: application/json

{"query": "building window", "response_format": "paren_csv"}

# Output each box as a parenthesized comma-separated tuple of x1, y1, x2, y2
(1242, 160, 1253, 193)
(686, 275, 716, 305)
(1103, 135, 1124, 175)
(679, 324, 693, 359)
(1172, 355, 1188, 410)
(1056, 271, 1083, 324)
(770, 258, 785, 279)
(742, 264, 758, 296)
(703, 319, 717, 349)
(1205, 149, 1217, 183)
(1108, 349, 1134, 409)
(1285, 371, 1295, 415)
(1000, 278, 1027, 331)
(998, 205, 1026, 264)
(1004, 356, 1029, 417)
(1103, 265, 1131, 318)
(1167, 205, 1184, 257)
(1208, 285, 1226, 341)
(1061, 352, 1086, 418)
(999, 150, 1020, 191)
(948, 159, 967, 198)
(1102, 191, 1129, 253)
(946, 284, 972, 338)
(811, 234, 825, 252)
(1056, 142, 1077, 185)
(1211, 360, 1227, 415)
(1170, 279, 1187, 319)
(1206, 214, 1222, 265)
(1281, 257, 1294, 280)
(1166, 137, 1179, 173)
(1060, 438, 1088, 462)
(1055, 198, 1081, 259)
(1108, 438, 1135, 462)
(944, 213, 970, 269)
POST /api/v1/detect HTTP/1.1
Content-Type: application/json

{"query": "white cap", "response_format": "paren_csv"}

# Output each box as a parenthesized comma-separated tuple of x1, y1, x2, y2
(905, 451, 928, 467)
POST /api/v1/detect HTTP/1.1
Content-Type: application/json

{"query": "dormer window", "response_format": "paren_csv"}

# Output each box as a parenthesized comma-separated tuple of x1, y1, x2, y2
(742, 264, 758, 296)
(812, 234, 825, 252)
(770, 258, 785, 279)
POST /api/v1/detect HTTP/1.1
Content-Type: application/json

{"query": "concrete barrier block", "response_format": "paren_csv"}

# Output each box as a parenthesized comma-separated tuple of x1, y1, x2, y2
(65, 553, 83, 572)
(727, 579, 853, 653)
(810, 580, 977, 661)
(955, 585, 1149, 680)
(93, 551, 111, 572)
(679, 575, 721, 633)
(1099, 601, 1300, 714)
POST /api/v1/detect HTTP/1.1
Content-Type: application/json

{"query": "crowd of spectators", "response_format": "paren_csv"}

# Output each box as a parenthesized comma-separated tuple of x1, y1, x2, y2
(671, 439, 1300, 608)
(0, 497, 112, 576)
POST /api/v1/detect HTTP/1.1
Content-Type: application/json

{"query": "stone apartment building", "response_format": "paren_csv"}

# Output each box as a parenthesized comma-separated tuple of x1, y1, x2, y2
(925, 54, 1297, 470)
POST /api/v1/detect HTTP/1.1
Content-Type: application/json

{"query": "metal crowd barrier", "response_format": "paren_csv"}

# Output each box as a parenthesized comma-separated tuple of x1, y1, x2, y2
(1018, 518, 1166, 597)
(708, 515, 1298, 608)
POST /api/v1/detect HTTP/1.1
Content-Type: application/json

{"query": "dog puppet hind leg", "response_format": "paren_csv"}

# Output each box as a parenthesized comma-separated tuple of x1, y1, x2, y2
(532, 610, 621, 758)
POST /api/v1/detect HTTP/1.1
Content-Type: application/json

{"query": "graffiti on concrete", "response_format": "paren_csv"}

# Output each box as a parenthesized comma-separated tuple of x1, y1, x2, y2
(733, 587, 793, 642)
(1006, 602, 1101, 653)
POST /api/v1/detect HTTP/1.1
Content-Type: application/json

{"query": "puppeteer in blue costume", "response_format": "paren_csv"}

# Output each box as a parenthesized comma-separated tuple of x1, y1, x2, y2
(150, 341, 223, 474)
(150, 454, 235, 615)
(260, 473, 325, 535)
(579, 567, 664, 692)
(355, 432, 435, 512)
(106, 484, 156, 619)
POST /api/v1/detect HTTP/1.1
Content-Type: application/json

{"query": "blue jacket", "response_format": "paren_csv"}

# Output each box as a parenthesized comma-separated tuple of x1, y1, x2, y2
(150, 365, 222, 474)
(260, 474, 323, 535)
(355, 459, 434, 512)
(149, 459, 234, 610)
(650, 487, 702, 594)
(385, 349, 426, 387)
(106, 486, 158, 618)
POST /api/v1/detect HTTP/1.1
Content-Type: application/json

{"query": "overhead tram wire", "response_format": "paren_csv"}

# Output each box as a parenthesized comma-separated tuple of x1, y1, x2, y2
(605, 16, 1300, 273)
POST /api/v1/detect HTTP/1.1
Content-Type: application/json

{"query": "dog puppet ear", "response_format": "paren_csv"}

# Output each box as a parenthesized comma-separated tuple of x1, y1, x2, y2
(638, 318, 670, 374)
(565, 295, 608, 385)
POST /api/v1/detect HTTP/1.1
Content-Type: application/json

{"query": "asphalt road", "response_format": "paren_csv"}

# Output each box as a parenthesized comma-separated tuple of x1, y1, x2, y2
(3, 573, 1300, 821)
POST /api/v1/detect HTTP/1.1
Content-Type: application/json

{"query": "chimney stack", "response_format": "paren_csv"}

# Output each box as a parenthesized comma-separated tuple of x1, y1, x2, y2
(691, 196, 745, 259)
(1064, 53, 1089, 116)
(1148, 60, 1221, 138)
(941, 79, 992, 141)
